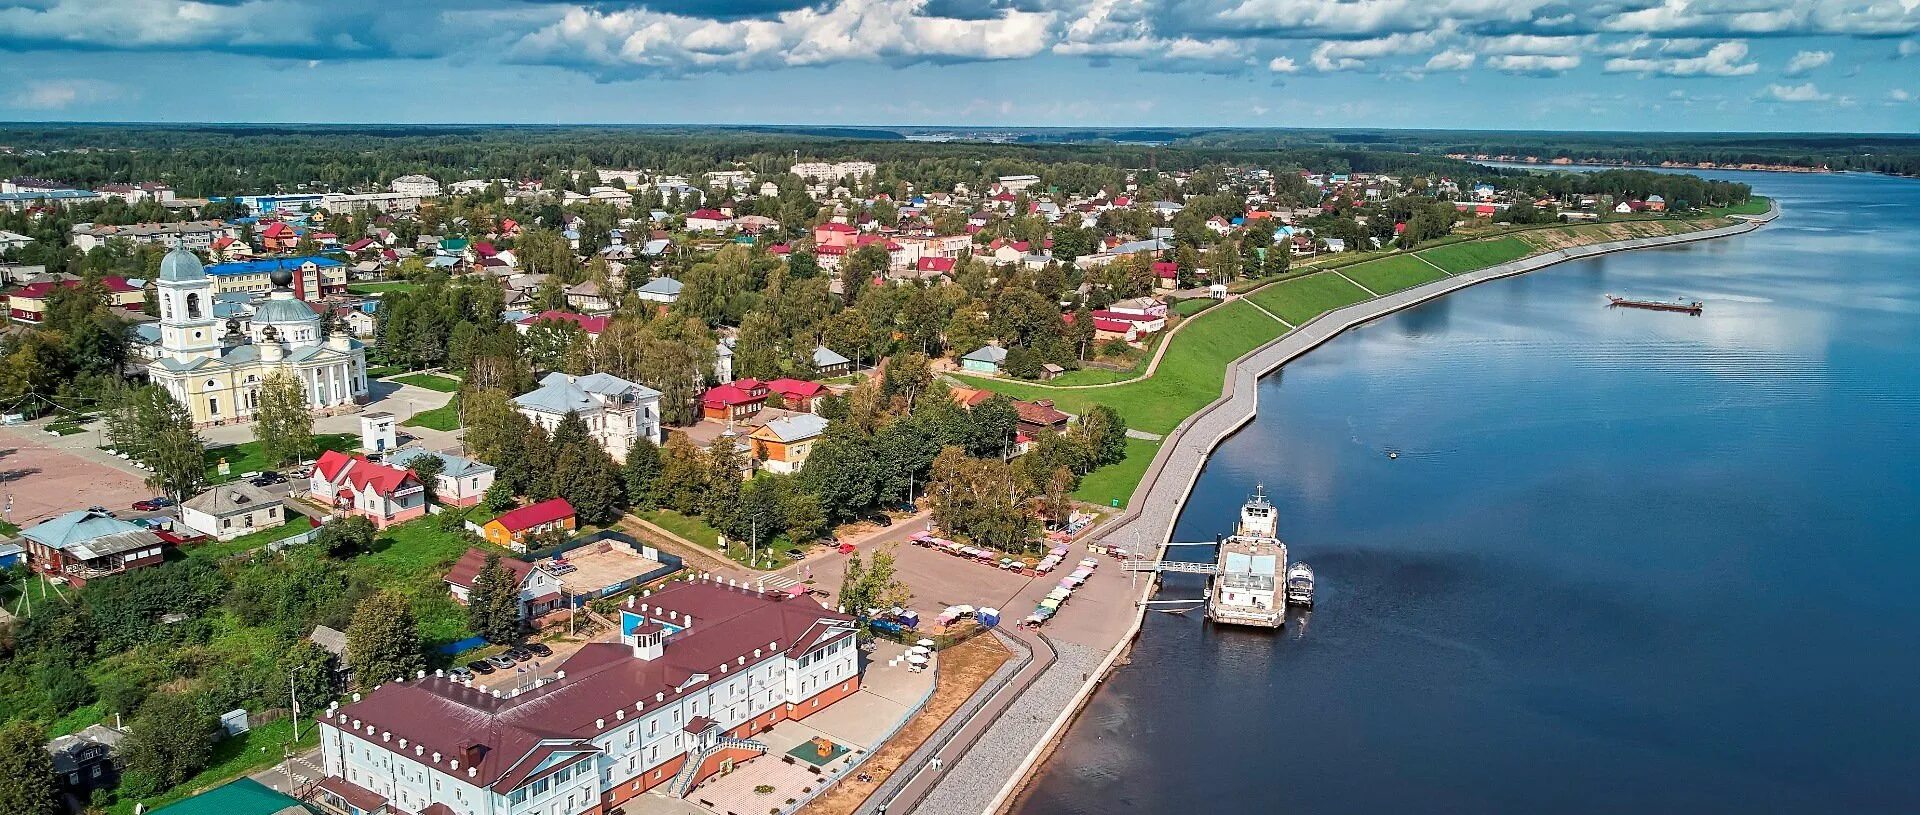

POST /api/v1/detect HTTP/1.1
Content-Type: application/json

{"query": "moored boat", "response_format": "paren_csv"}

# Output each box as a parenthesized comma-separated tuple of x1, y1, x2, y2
(1606, 294, 1704, 314)
(1286, 562, 1315, 608)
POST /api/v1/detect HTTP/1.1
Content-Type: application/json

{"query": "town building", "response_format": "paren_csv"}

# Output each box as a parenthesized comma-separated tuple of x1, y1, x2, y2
(445, 547, 566, 620)
(390, 174, 443, 197)
(309, 451, 428, 529)
(5, 275, 144, 323)
(700, 378, 770, 422)
(387, 448, 497, 508)
(961, 345, 1007, 375)
(71, 220, 233, 252)
(46, 724, 125, 804)
(513, 372, 663, 463)
(764, 378, 826, 413)
(146, 248, 368, 426)
(812, 345, 852, 377)
(314, 578, 861, 815)
(479, 497, 577, 552)
(634, 277, 683, 304)
(205, 255, 348, 300)
(19, 509, 168, 587)
(749, 414, 828, 474)
(179, 482, 288, 541)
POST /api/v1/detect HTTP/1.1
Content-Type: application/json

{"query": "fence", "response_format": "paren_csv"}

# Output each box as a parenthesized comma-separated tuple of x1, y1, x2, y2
(528, 530, 686, 606)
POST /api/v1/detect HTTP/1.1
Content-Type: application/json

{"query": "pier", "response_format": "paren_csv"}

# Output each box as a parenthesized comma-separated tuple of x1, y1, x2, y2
(909, 202, 1780, 815)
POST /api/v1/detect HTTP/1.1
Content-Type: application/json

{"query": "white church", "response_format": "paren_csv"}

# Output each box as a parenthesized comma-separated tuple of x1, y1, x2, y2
(147, 246, 369, 426)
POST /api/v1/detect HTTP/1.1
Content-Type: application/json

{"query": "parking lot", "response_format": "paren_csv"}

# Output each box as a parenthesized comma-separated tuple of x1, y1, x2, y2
(0, 426, 151, 527)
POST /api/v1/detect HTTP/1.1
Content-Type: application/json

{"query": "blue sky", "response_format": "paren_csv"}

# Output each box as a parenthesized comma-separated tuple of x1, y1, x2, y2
(1, 0, 1917, 131)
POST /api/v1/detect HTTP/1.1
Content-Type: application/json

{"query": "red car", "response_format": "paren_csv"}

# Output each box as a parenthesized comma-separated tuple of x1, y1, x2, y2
(131, 497, 175, 511)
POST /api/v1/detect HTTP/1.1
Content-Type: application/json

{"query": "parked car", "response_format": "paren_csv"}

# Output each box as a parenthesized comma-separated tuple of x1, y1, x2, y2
(504, 647, 533, 662)
(450, 667, 474, 682)
(250, 471, 287, 487)
(86, 505, 115, 517)
(868, 514, 894, 527)
(465, 660, 496, 675)
(485, 654, 517, 670)
(525, 643, 553, 658)
(131, 497, 174, 511)
(785, 547, 807, 560)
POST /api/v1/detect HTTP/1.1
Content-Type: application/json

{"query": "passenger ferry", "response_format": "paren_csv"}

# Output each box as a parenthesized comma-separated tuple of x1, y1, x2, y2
(1207, 487, 1288, 629)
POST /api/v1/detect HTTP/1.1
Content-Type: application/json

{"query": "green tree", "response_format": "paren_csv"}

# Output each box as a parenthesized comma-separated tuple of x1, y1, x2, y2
(317, 515, 377, 558)
(146, 425, 206, 508)
(467, 555, 523, 645)
(1078, 404, 1129, 467)
(345, 591, 425, 689)
(280, 640, 339, 715)
(837, 547, 910, 623)
(119, 692, 219, 798)
(622, 437, 663, 510)
(0, 721, 60, 815)
(548, 412, 624, 525)
(404, 452, 445, 505)
(253, 369, 315, 467)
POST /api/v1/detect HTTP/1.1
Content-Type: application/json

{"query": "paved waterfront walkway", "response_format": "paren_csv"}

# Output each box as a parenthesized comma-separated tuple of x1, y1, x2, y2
(910, 205, 1779, 815)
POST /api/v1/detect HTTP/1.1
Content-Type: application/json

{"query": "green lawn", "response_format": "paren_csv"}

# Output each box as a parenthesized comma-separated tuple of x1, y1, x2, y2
(366, 364, 408, 378)
(347, 281, 420, 295)
(1040, 367, 1136, 386)
(393, 373, 461, 392)
(182, 518, 315, 560)
(1247, 272, 1372, 325)
(402, 398, 460, 431)
(108, 716, 318, 815)
(356, 517, 502, 647)
(636, 508, 724, 548)
(204, 433, 357, 482)
(0, 519, 18, 537)
(1708, 196, 1771, 217)
(1416, 236, 1533, 274)
(954, 299, 1287, 435)
(1073, 437, 1161, 509)
(1343, 254, 1452, 294)
(1172, 297, 1219, 317)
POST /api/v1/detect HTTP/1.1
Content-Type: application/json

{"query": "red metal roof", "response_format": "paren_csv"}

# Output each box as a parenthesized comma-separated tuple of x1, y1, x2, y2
(491, 498, 574, 533)
(764, 378, 823, 402)
(917, 257, 955, 272)
(445, 547, 534, 590)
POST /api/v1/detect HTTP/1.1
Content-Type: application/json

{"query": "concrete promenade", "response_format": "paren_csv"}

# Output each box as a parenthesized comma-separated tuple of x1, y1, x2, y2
(913, 205, 1780, 815)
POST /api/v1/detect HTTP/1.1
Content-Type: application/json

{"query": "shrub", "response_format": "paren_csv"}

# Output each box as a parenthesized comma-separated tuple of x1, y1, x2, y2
(755, 785, 775, 794)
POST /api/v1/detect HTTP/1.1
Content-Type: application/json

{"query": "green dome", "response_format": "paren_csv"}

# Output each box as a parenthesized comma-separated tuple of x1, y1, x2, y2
(158, 246, 205, 282)
(252, 296, 319, 326)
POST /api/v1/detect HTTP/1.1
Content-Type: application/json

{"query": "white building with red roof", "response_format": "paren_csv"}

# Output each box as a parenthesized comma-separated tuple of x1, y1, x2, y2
(308, 451, 428, 529)
(315, 578, 862, 814)
(444, 547, 566, 620)
(684, 209, 733, 232)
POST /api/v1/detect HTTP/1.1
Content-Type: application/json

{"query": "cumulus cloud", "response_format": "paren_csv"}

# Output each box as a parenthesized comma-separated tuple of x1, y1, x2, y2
(1599, 0, 1920, 38)
(1889, 88, 1914, 102)
(1267, 56, 1299, 73)
(7, 78, 121, 110)
(1424, 49, 1476, 71)
(1485, 54, 1581, 75)
(1783, 49, 1833, 76)
(1900, 39, 1920, 57)
(1603, 40, 1758, 77)
(1758, 82, 1832, 102)
(1308, 30, 1443, 72)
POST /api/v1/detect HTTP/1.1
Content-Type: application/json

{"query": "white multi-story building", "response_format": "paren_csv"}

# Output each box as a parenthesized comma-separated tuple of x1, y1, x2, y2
(389, 174, 442, 197)
(71, 220, 234, 252)
(788, 161, 876, 182)
(512, 372, 663, 464)
(314, 579, 862, 815)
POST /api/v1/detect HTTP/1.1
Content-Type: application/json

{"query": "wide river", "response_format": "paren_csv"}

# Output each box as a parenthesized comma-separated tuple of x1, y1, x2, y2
(1017, 169, 1920, 814)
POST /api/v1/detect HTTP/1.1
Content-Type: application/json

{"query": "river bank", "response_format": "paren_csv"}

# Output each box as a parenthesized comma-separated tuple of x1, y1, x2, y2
(908, 202, 1779, 815)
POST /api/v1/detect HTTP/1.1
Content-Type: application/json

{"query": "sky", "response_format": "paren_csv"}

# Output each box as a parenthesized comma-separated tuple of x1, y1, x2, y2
(1, 0, 1917, 132)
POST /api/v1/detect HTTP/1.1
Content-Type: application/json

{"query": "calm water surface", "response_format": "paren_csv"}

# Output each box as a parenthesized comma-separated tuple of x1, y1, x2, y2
(1019, 170, 1920, 814)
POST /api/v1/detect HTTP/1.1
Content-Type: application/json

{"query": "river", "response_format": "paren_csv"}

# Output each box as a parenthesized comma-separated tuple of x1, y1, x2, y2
(1017, 170, 1920, 814)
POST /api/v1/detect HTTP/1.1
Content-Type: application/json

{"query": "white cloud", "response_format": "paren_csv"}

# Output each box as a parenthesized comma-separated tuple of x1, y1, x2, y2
(1901, 39, 1920, 57)
(512, 0, 1055, 75)
(7, 79, 121, 110)
(1485, 54, 1580, 75)
(1308, 30, 1443, 71)
(1758, 82, 1832, 102)
(1214, 0, 1551, 36)
(1478, 34, 1591, 56)
(1599, 0, 1920, 38)
(1267, 56, 1299, 73)
(1603, 40, 1758, 77)
(1784, 49, 1832, 76)
(1889, 88, 1914, 102)
(1424, 49, 1476, 71)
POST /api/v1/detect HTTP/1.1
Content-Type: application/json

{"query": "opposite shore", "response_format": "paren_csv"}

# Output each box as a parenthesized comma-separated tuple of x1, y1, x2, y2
(913, 201, 1781, 815)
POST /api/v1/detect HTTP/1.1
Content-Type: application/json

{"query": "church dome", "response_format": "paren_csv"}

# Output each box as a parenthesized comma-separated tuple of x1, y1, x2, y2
(158, 246, 206, 282)
(253, 296, 320, 327)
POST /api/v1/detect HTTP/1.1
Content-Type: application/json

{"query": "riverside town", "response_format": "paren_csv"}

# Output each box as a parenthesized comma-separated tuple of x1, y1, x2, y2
(37, 104, 1920, 815)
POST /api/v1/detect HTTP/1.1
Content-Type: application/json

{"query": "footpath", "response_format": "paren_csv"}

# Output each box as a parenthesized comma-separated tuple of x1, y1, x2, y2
(906, 203, 1780, 815)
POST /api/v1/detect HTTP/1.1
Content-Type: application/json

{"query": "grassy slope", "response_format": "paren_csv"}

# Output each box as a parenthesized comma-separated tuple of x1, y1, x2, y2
(1344, 254, 1452, 294)
(1709, 196, 1771, 217)
(954, 299, 1286, 435)
(402, 397, 460, 431)
(1072, 437, 1161, 509)
(1416, 236, 1534, 274)
(1246, 272, 1372, 325)
(182, 518, 314, 560)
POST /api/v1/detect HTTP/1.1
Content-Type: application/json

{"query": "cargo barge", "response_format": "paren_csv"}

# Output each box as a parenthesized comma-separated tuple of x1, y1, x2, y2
(1606, 294, 1704, 315)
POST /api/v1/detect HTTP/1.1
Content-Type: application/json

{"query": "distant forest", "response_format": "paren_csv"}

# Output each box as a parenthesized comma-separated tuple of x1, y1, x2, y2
(0, 123, 1783, 203)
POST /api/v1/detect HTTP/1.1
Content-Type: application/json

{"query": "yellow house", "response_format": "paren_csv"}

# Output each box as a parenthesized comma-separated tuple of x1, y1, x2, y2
(482, 497, 576, 552)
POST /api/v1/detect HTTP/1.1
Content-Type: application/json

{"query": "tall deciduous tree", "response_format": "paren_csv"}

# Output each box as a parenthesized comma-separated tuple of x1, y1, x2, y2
(146, 424, 206, 508)
(467, 555, 523, 645)
(622, 437, 663, 511)
(837, 547, 910, 623)
(0, 721, 60, 815)
(345, 591, 425, 689)
(120, 692, 220, 797)
(253, 369, 314, 467)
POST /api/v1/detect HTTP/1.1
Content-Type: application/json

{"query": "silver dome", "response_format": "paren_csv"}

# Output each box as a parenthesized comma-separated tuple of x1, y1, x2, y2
(158, 246, 206, 282)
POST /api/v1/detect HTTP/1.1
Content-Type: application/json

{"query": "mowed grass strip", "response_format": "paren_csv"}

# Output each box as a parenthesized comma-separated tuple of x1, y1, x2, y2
(1417, 236, 1532, 274)
(1247, 271, 1372, 325)
(393, 372, 462, 392)
(1344, 255, 1451, 294)
(952, 299, 1285, 434)
(1073, 437, 1161, 509)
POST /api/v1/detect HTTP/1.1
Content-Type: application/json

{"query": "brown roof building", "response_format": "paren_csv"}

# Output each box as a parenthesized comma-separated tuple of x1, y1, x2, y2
(316, 578, 862, 813)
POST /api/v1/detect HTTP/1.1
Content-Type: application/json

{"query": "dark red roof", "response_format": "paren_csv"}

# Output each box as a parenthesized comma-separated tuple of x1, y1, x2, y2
(1013, 399, 1070, 428)
(491, 498, 574, 533)
(702, 379, 770, 409)
(688, 209, 728, 221)
(329, 580, 855, 793)
(917, 257, 955, 272)
(1151, 261, 1179, 278)
(765, 378, 823, 401)
(815, 222, 856, 234)
(445, 547, 534, 590)
(8, 276, 138, 299)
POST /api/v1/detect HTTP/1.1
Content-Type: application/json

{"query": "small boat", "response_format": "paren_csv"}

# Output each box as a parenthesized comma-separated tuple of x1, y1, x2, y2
(1606, 294, 1703, 315)
(1285, 562, 1315, 608)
